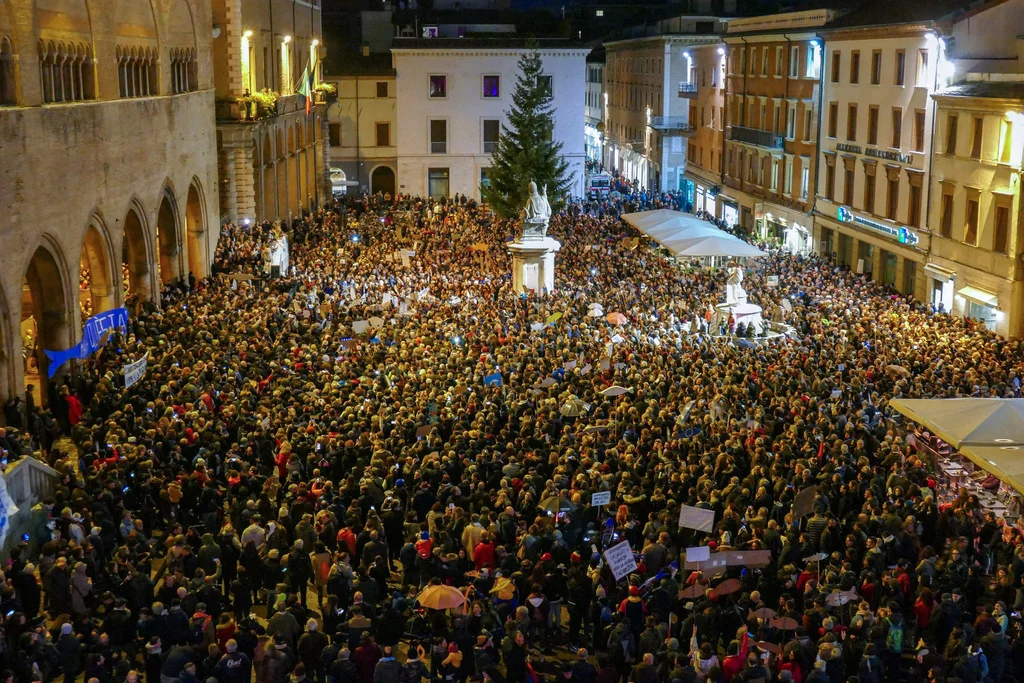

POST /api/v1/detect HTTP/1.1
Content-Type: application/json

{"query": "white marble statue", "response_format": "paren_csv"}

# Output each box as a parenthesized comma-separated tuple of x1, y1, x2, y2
(521, 180, 551, 238)
(726, 263, 747, 305)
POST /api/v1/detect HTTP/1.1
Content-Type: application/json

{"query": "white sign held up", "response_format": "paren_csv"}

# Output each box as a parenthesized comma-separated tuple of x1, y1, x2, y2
(679, 504, 715, 533)
(603, 541, 637, 581)
(123, 352, 149, 389)
(591, 491, 612, 507)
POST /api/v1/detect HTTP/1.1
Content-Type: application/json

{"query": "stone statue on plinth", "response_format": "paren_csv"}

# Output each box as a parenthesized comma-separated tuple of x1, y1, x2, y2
(725, 262, 747, 306)
(520, 180, 551, 238)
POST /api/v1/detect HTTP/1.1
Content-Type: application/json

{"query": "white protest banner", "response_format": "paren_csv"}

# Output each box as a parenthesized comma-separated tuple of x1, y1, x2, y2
(123, 352, 149, 389)
(591, 491, 612, 507)
(685, 546, 710, 563)
(603, 541, 637, 581)
(351, 320, 370, 335)
(767, 275, 779, 288)
(679, 504, 715, 533)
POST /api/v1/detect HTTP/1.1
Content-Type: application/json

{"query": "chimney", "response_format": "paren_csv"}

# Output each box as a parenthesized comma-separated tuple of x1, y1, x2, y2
(362, 44, 370, 57)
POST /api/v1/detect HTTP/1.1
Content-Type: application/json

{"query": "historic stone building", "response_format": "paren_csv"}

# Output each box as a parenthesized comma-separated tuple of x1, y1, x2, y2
(211, 0, 328, 224)
(0, 0, 220, 407)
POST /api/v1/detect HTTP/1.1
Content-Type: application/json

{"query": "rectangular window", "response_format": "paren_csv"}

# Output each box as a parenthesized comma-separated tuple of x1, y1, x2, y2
(770, 159, 779, 191)
(863, 170, 876, 214)
(909, 182, 922, 227)
(887, 175, 899, 220)
(801, 165, 810, 199)
(1000, 119, 1013, 163)
(831, 51, 841, 83)
(850, 50, 860, 84)
(913, 110, 926, 153)
(427, 167, 450, 198)
(825, 162, 835, 201)
(429, 74, 447, 98)
(871, 50, 881, 85)
(750, 47, 757, 75)
(329, 123, 340, 147)
(762, 48, 769, 76)
(775, 47, 783, 77)
(480, 168, 492, 190)
(916, 49, 929, 86)
(844, 167, 855, 205)
(536, 74, 553, 97)
(483, 74, 500, 98)
(847, 104, 858, 141)
(429, 119, 447, 153)
(375, 122, 390, 147)
(965, 196, 979, 244)
(784, 157, 793, 195)
(891, 108, 902, 148)
(790, 46, 799, 78)
(804, 103, 813, 141)
(482, 119, 500, 153)
(868, 105, 879, 145)
(940, 190, 954, 238)
(376, 81, 388, 97)
(946, 114, 958, 155)
(994, 202, 1010, 254)
(971, 117, 984, 159)
(894, 50, 905, 86)
(828, 102, 838, 138)
(787, 105, 796, 139)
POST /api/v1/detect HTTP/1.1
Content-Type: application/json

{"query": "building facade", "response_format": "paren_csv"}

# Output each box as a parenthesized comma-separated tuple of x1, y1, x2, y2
(925, 0, 1024, 337)
(324, 53, 398, 196)
(211, 0, 329, 224)
(604, 32, 723, 193)
(680, 41, 726, 215)
(721, 10, 833, 247)
(0, 0, 220, 408)
(392, 38, 589, 200)
(813, 11, 943, 297)
(585, 54, 605, 165)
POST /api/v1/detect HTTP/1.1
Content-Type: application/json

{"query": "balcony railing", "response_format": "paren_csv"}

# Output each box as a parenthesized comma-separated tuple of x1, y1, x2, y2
(677, 82, 698, 97)
(650, 116, 695, 134)
(730, 125, 784, 150)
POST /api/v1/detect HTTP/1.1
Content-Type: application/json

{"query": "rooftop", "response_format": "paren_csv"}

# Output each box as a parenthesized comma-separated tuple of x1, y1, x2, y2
(390, 37, 587, 50)
(937, 80, 1024, 100)
(324, 52, 395, 77)
(823, 0, 984, 30)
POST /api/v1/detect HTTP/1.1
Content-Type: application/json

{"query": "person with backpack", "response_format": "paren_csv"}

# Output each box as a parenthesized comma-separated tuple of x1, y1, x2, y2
(188, 603, 215, 649)
(214, 640, 252, 683)
(857, 643, 885, 683)
(525, 584, 550, 646)
(606, 614, 635, 680)
(884, 605, 906, 676)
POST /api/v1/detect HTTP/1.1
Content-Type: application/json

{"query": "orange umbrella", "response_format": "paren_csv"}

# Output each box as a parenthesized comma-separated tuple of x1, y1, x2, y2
(416, 584, 467, 610)
(606, 312, 627, 326)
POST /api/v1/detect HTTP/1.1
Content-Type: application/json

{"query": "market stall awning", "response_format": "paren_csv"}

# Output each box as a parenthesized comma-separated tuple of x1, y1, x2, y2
(889, 398, 1024, 448)
(959, 444, 1024, 496)
(956, 285, 998, 307)
(623, 210, 766, 259)
(667, 234, 768, 258)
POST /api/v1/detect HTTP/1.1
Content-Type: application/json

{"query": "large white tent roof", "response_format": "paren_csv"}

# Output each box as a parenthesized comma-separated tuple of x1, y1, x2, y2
(622, 210, 767, 259)
(889, 398, 1024, 448)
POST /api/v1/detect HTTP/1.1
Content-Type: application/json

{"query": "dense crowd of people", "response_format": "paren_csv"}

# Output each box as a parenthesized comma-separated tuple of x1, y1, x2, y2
(1, 188, 1023, 683)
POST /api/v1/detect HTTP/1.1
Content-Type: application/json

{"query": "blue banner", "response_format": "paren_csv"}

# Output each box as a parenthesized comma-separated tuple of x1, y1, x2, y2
(44, 307, 129, 378)
(483, 372, 503, 387)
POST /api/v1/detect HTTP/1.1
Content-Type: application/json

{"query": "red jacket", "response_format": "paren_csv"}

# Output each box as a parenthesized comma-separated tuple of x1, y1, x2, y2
(66, 395, 83, 425)
(473, 541, 496, 570)
(721, 632, 750, 683)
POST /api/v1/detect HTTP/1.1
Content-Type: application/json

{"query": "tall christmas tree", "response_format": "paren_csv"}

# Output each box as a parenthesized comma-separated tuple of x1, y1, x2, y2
(481, 47, 574, 219)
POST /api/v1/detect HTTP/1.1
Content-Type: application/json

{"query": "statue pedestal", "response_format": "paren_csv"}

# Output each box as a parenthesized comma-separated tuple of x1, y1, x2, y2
(508, 236, 561, 294)
(716, 302, 764, 334)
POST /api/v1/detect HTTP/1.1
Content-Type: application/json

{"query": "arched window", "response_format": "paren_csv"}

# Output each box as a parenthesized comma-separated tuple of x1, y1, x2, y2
(0, 36, 15, 105)
(118, 46, 156, 98)
(169, 48, 197, 94)
(39, 40, 94, 103)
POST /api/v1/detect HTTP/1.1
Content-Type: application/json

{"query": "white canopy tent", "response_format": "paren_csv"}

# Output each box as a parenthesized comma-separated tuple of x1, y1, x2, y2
(889, 398, 1024, 448)
(623, 209, 767, 259)
(890, 398, 1024, 494)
